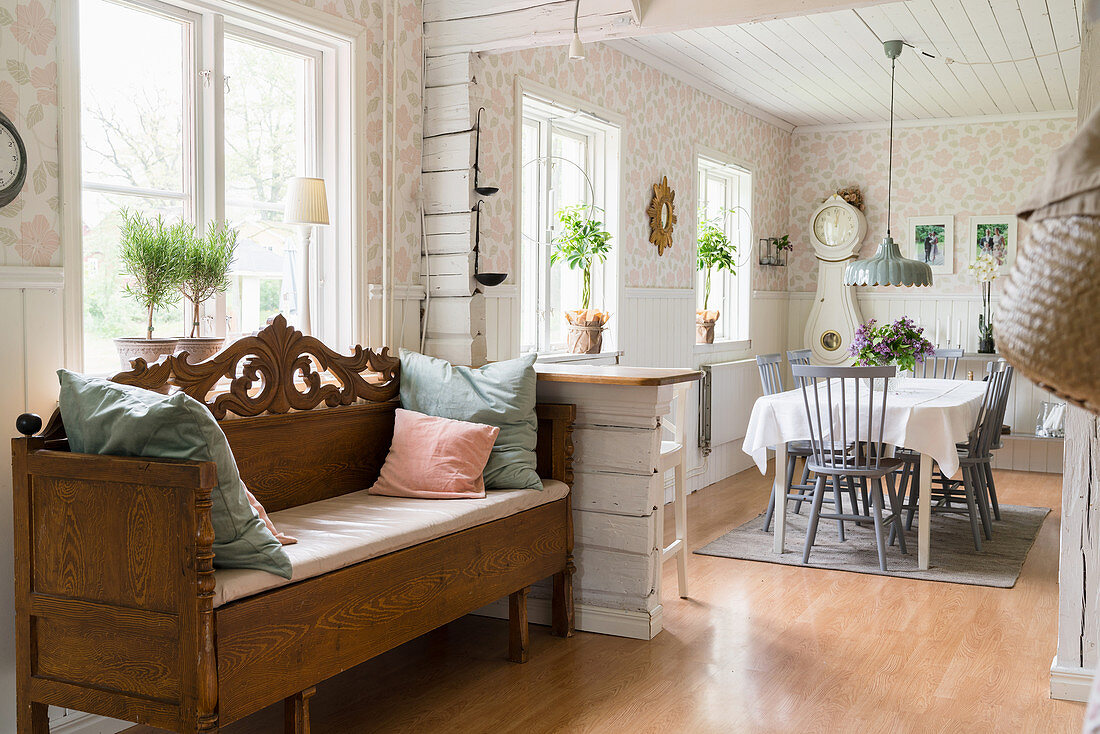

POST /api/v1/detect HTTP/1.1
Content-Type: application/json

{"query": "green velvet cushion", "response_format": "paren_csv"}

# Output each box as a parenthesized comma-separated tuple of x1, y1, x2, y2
(398, 351, 542, 490)
(58, 370, 292, 579)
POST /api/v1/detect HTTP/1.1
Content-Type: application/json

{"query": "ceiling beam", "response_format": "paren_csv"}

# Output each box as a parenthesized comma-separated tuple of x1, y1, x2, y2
(632, 0, 892, 35)
(425, 0, 897, 56)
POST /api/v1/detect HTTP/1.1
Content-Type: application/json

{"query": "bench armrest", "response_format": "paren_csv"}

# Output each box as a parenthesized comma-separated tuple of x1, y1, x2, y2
(535, 403, 575, 486)
(12, 437, 220, 730)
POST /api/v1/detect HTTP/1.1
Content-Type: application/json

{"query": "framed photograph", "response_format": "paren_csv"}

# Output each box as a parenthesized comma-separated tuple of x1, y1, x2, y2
(969, 215, 1017, 273)
(907, 215, 953, 275)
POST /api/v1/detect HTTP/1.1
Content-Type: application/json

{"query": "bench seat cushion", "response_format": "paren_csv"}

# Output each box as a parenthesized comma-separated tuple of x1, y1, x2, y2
(213, 479, 570, 607)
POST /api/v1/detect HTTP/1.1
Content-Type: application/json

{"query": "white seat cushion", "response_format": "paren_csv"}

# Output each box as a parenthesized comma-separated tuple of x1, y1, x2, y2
(213, 480, 570, 607)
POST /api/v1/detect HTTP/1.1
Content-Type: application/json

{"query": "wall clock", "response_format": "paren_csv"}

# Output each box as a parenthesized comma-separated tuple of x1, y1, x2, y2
(0, 109, 27, 208)
(647, 176, 676, 256)
(804, 193, 868, 365)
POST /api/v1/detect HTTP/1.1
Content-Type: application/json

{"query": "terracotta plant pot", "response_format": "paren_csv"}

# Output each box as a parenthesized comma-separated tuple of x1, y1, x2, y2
(176, 336, 226, 364)
(114, 337, 179, 370)
(696, 310, 720, 345)
(567, 324, 605, 354)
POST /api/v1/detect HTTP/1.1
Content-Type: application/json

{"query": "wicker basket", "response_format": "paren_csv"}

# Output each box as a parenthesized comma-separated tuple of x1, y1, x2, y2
(999, 215, 1100, 414)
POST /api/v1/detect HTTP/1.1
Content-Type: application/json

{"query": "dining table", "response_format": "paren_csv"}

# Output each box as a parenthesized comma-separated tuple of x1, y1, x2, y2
(742, 377, 989, 570)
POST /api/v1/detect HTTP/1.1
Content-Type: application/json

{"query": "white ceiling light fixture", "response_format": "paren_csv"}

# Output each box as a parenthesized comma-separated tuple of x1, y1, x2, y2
(569, 0, 585, 60)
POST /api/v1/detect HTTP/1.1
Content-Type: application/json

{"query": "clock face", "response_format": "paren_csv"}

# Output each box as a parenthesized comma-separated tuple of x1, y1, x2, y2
(813, 205, 857, 247)
(0, 123, 22, 189)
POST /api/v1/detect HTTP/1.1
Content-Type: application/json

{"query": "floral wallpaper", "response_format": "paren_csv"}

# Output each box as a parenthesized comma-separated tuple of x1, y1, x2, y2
(0, 0, 60, 267)
(0, 0, 423, 283)
(472, 43, 792, 291)
(788, 117, 1076, 295)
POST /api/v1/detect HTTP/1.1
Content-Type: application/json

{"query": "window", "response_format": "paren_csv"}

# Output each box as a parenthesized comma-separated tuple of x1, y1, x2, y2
(519, 91, 620, 354)
(78, 0, 349, 373)
(696, 154, 752, 343)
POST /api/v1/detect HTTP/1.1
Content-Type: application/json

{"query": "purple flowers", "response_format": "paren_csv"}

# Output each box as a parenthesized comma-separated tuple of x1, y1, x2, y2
(850, 317, 936, 373)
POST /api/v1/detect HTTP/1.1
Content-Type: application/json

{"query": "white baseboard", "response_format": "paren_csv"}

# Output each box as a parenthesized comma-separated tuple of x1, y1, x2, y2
(52, 712, 128, 734)
(1050, 656, 1095, 701)
(474, 596, 663, 640)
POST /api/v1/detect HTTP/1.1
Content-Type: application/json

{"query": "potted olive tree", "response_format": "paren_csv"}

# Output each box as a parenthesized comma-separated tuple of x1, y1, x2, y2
(114, 210, 189, 368)
(551, 205, 613, 354)
(696, 210, 737, 344)
(177, 220, 239, 363)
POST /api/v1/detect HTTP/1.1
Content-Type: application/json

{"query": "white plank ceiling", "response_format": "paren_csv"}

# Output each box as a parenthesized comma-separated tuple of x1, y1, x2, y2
(610, 0, 1082, 128)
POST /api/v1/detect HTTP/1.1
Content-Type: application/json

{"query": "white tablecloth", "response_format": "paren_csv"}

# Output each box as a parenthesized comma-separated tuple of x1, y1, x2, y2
(742, 378, 988, 478)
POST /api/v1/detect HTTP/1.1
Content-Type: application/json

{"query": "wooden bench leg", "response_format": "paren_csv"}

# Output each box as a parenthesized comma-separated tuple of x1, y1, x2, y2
(17, 700, 49, 734)
(284, 686, 316, 734)
(551, 556, 575, 638)
(509, 586, 530, 663)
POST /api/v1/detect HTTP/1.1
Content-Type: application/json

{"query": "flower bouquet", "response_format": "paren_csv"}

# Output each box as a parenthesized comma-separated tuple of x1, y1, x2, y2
(850, 317, 935, 375)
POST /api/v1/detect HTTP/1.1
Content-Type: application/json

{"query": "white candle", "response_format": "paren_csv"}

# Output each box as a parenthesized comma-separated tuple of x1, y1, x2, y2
(935, 320, 941, 346)
(956, 320, 962, 349)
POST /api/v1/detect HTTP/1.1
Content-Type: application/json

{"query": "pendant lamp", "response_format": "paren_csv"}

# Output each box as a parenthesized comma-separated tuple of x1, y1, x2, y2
(844, 41, 933, 287)
(568, 0, 585, 60)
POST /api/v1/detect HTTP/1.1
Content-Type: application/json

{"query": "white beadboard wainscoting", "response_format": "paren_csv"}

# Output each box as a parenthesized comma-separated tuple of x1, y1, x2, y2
(788, 291, 1064, 474)
(485, 287, 791, 496)
(367, 284, 425, 354)
(0, 268, 131, 732)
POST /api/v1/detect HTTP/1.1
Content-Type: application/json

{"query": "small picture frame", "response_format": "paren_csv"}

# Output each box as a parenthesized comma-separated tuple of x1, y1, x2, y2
(969, 215, 1017, 273)
(907, 215, 953, 275)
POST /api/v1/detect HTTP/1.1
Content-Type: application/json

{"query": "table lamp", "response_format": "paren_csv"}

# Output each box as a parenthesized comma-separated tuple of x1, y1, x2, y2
(283, 176, 329, 334)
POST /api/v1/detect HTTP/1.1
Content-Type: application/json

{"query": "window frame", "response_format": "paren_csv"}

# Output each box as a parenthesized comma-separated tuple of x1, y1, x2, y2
(59, 0, 368, 371)
(514, 77, 623, 357)
(695, 147, 753, 345)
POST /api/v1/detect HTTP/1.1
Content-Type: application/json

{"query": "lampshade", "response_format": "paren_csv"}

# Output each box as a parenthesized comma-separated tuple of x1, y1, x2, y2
(569, 33, 585, 60)
(845, 236, 933, 286)
(843, 40, 932, 288)
(284, 177, 329, 225)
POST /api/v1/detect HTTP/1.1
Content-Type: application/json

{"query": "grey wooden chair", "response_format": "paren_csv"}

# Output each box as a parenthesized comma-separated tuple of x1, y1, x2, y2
(790, 364, 908, 571)
(981, 361, 1014, 520)
(756, 354, 837, 533)
(786, 349, 813, 367)
(917, 348, 964, 379)
(896, 361, 1012, 550)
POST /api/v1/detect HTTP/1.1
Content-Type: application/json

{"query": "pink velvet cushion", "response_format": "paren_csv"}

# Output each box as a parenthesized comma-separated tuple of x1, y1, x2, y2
(245, 489, 297, 545)
(369, 409, 500, 499)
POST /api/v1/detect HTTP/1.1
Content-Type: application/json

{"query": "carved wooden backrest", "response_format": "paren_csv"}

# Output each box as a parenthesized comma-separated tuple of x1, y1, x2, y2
(111, 314, 400, 419)
(111, 315, 402, 511)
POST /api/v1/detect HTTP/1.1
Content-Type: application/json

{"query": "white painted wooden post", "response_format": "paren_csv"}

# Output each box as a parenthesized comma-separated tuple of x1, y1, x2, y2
(1050, 4, 1099, 701)
(421, 52, 486, 365)
(1053, 406, 1100, 700)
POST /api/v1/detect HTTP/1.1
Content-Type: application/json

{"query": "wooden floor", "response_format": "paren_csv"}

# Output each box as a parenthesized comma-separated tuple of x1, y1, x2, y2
(127, 464, 1083, 733)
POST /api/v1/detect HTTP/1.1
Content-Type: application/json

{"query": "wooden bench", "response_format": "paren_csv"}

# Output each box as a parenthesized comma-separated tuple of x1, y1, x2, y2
(11, 316, 575, 733)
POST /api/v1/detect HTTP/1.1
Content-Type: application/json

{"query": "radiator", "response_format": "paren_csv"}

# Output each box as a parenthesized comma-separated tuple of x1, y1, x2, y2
(698, 358, 761, 456)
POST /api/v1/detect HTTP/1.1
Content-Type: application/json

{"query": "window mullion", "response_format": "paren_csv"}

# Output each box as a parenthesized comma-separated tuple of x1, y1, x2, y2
(202, 11, 226, 337)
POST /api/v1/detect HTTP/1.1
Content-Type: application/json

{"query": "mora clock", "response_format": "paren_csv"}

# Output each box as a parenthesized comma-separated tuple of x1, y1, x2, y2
(804, 194, 867, 364)
(0, 109, 27, 208)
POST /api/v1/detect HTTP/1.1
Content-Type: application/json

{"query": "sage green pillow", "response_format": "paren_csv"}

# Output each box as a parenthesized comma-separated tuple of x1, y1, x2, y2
(398, 350, 542, 490)
(58, 370, 292, 579)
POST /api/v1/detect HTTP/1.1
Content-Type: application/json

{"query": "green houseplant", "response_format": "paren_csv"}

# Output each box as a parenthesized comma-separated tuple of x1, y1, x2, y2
(696, 209, 737, 344)
(551, 205, 613, 354)
(177, 221, 239, 362)
(114, 210, 189, 368)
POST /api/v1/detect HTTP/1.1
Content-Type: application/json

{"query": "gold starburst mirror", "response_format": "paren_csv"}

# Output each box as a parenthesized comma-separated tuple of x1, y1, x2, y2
(647, 176, 676, 256)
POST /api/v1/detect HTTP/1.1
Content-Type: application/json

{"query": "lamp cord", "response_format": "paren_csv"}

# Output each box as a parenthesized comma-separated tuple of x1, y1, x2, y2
(573, 0, 580, 34)
(887, 56, 895, 238)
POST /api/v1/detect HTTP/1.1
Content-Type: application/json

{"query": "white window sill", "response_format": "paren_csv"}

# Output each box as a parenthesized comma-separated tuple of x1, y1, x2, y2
(535, 350, 623, 364)
(693, 339, 751, 356)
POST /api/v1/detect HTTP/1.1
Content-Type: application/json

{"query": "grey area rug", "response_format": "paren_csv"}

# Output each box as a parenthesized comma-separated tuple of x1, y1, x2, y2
(695, 504, 1050, 588)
